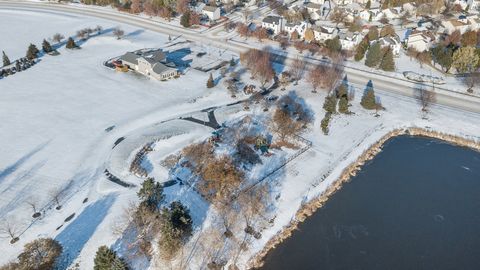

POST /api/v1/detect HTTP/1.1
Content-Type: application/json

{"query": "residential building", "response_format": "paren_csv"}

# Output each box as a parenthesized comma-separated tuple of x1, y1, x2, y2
(406, 31, 434, 52)
(375, 35, 401, 56)
(119, 50, 177, 81)
(284, 21, 311, 37)
(202, 5, 221, 21)
(338, 31, 364, 50)
(440, 18, 478, 34)
(313, 26, 338, 42)
(261, 15, 285, 35)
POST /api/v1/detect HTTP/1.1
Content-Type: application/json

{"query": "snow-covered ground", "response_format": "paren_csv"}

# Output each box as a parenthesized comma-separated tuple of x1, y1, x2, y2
(0, 8, 235, 269)
(1, 7, 480, 270)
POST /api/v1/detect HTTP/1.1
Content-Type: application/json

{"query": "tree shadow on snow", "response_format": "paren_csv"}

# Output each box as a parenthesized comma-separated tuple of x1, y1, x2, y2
(55, 194, 116, 270)
(0, 140, 49, 185)
(125, 29, 145, 38)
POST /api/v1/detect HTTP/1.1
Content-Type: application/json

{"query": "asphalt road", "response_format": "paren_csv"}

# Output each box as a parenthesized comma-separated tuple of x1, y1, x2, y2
(1, 0, 480, 113)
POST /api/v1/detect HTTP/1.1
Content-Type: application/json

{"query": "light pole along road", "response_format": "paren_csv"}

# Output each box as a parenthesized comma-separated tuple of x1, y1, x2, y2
(1, 0, 480, 113)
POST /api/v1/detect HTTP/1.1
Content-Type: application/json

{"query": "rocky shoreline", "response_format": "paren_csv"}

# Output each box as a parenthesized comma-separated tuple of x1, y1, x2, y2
(248, 127, 480, 269)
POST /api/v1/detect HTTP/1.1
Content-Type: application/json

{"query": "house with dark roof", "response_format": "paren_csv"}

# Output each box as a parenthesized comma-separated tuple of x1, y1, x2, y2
(119, 50, 177, 81)
(261, 15, 285, 35)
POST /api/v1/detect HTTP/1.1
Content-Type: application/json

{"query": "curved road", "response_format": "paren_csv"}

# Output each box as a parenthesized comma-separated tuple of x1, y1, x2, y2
(0, 0, 480, 113)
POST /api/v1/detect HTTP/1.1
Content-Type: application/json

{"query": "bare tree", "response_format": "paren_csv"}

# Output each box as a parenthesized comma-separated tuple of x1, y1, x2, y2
(52, 33, 65, 44)
(76, 29, 88, 40)
(463, 72, 480, 93)
(94, 25, 103, 34)
(49, 188, 64, 210)
(307, 65, 323, 93)
(113, 27, 125, 40)
(26, 197, 41, 218)
(237, 184, 270, 236)
(242, 8, 251, 23)
(0, 219, 20, 243)
(270, 108, 303, 142)
(415, 85, 436, 116)
(289, 57, 306, 85)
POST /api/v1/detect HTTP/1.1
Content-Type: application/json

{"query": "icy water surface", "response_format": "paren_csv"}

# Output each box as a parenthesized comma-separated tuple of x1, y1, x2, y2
(260, 135, 480, 270)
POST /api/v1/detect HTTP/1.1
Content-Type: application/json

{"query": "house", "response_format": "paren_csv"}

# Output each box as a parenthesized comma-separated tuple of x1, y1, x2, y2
(306, 2, 323, 20)
(440, 18, 478, 34)
(359, 7, 382, 21)
(402, 2, 417, 15)
(261, 16, 285, 35)
(406, 31, 434, 52)
(338, 31, 364, 50)
(381, 7, 402, 20)
(313, 26, 339, 42)
(119, 50, 177, 80)
(284, 21, 310, 37)
(192, 2, 206, 13)
(202, 5, 221, 21)
(375, 35, 401, 56)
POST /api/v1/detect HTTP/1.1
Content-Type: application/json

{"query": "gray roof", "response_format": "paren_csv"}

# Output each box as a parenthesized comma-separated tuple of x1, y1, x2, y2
(262, 16, 282, 24)
(144, 50, 166, 62)
(152, 63, 175, 75)
(119, 52, 140, 65)
(139, 57, 157, 64)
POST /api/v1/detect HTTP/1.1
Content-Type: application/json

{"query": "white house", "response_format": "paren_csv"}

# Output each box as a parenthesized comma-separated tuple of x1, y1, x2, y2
(375, 35, 401, 56)
(261, 15, 285, 35)
(440, 18, 479, 34)
(202, 5, 221, 21)
(402, 2, 417, 15)
(406, 31, 434, 52)
(381, 7, 402, 20)
(338, 31, 364, 50)
(313, 26, 339, 42)
(119, 51, 177, 81)
(284, 21, 311, 37)
(306, 2, 323, 20)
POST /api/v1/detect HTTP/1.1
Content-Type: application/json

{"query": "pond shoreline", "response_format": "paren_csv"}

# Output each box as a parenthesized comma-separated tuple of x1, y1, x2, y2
(248, 127, 480, 269)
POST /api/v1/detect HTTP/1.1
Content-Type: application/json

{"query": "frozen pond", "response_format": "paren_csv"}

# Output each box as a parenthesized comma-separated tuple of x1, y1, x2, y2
(260, 135, 480, 270)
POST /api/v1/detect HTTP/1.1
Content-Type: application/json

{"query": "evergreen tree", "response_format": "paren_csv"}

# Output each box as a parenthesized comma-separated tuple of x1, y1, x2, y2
(207, 73, 215, 88)
(180, 11, 191, 28)
(361, 80, 377, 110)
(66, 37, 77, 49)
(15, 61, 21, 72)
(2, 51, 10, 66)
(365, 0, 371, 9)
(94, 246, 129, 270)
(26, 44, 40, 60)
(354, 39, 369, 61)
(365, 42, 382, 68)
(165, 201, 192, 237)
(230, 57, 236, 67)
(137, 178, 165, 212)
(431, 45, 453, 73)
(325, 36, 342, 53)
(336, 83, 349, 113)
(42, 39, 53, 53)
(323, 95, 337, 113)
(158, 201, 193, 259)
(379, 48, 395, 71)
(338, 96, 349, 113)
